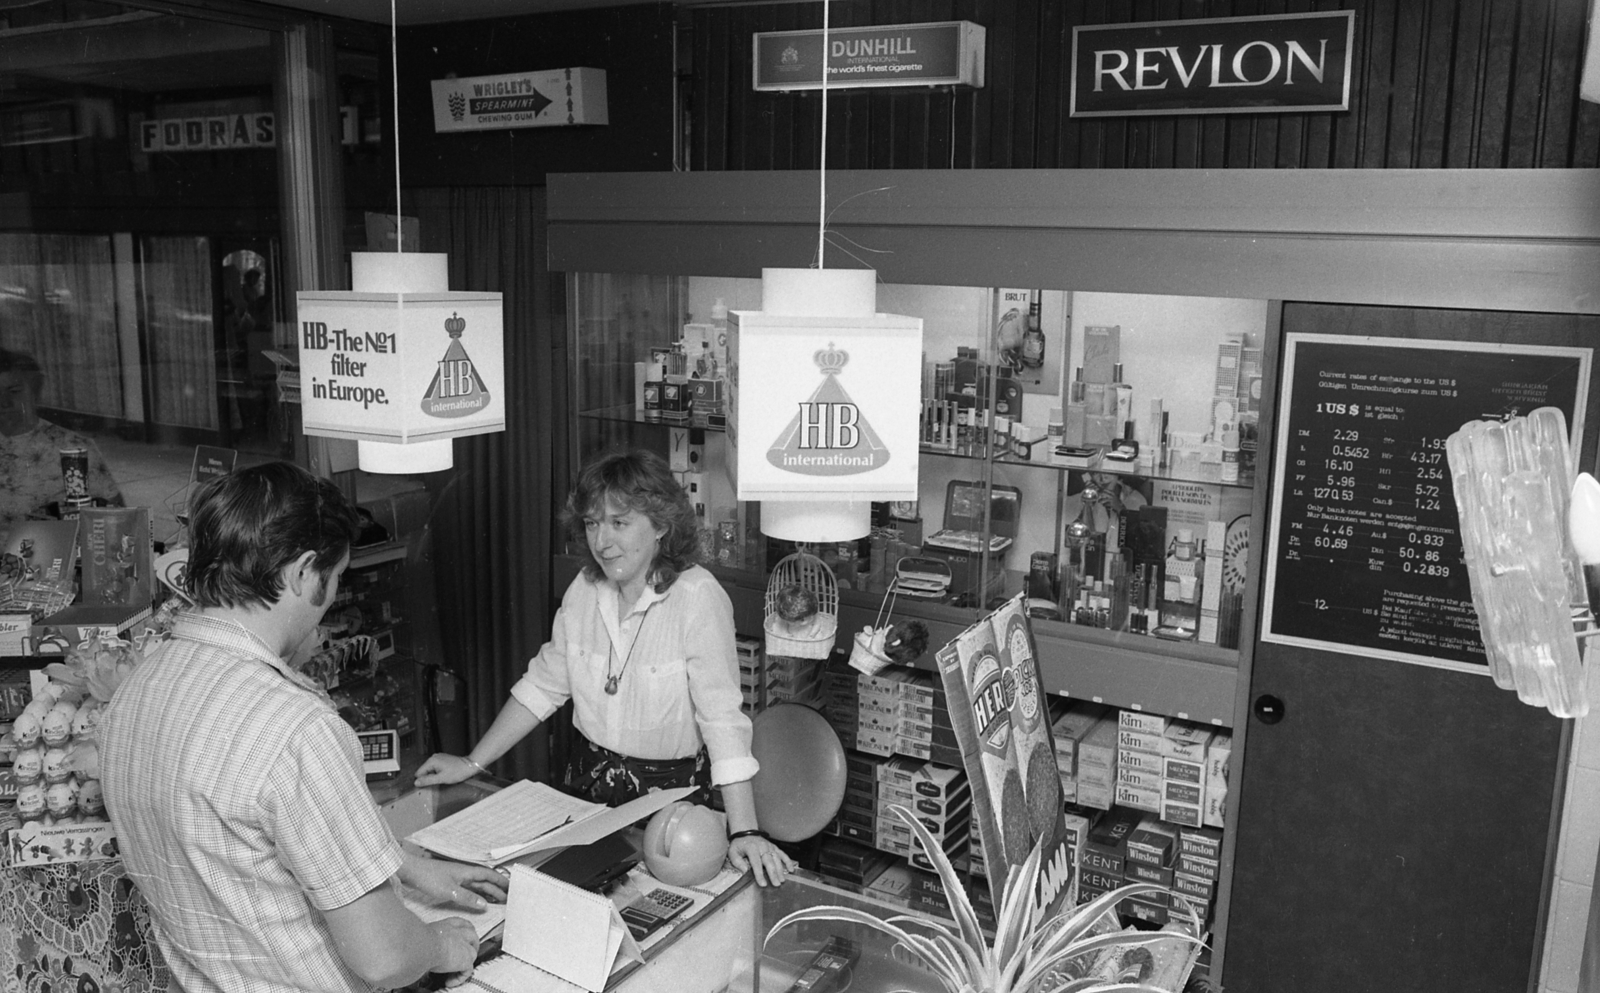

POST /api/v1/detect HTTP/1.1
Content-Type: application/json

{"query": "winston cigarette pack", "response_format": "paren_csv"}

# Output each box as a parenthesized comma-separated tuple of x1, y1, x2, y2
(934, 593, 1074, 915)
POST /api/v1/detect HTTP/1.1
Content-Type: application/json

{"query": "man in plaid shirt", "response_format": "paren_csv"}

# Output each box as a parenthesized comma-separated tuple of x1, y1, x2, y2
(101, 462, 505, 993)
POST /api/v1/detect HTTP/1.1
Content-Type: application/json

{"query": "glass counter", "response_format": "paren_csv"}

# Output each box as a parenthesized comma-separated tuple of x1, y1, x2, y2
(738, 870, 947, 993)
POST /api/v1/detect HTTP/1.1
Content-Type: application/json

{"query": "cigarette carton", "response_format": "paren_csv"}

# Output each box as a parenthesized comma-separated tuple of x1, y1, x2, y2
(1114, 782, 1160, 812)
(1162, 799, 1204, 829)
(1115, 766, 1162, 793)
(1178, 825, 1224, 860)
(1120, 898, 1169, 927)
(1061, 810, 1093, 851)
(1117, 726, 1164, 755)
(1118, 748, 1164, 777)
(1117, 709, 1169, 735)
(1172, 871, 1215, 901)
(1203, 788, 1228, 828)
(1163, 780, 1204, 807)
(1076, 781, 1113, 810)
(1206, 734, 1233, 788)
(1123, 861, 1175, 887)
(1163, 757, 1204, 786)
(1176, 851, 1219, 881)
(1162, 722, 1214, 762)
(865, 862, 915, 906)
(1059, 775, 1077, 804)
(856, 727, 894, 757)
(1078, 719, 1119, 772)
(1125, 819, 1177, 868)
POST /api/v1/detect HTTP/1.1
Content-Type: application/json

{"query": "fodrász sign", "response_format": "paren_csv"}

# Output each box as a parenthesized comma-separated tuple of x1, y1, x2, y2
(1070, 11, 1354, 117)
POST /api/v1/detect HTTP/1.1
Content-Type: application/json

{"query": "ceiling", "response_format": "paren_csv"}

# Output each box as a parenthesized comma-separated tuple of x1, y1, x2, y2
(255, 0, 658, 26)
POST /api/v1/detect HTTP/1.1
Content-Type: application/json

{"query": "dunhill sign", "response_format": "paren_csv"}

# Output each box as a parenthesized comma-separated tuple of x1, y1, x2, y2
(1070, 11, 1355, 117)
(753, 20, 985, 92)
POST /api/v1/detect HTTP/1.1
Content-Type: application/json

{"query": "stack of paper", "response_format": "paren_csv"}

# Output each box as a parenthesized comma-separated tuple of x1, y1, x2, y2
(406, 781, 694, 866)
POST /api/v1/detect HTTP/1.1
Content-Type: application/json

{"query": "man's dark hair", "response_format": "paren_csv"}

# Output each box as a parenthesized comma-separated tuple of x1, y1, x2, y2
(186, 461, 362, 609)
(0, 348, 44, 395)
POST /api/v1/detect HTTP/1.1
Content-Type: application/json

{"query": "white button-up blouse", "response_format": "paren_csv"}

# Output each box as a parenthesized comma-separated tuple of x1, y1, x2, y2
(510, 564, 760, 786)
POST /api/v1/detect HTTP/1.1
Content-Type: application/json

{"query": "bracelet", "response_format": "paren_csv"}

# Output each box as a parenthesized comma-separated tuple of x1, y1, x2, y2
(462, 756, 486, 774)
(727, 828, 768, 842)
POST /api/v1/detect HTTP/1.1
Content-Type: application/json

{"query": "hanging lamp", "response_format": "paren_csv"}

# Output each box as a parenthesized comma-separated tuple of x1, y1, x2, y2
(295, 0, 504, 473)
(727, 3, 923, 540)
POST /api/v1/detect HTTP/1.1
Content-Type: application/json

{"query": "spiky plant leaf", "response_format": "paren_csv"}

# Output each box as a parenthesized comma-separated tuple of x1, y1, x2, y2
(766, 803, 1204, 993)
(887, 805, 992, 972)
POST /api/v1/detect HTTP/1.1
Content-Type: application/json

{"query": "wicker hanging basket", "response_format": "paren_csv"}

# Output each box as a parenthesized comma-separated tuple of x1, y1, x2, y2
(763, 551, 839, 659)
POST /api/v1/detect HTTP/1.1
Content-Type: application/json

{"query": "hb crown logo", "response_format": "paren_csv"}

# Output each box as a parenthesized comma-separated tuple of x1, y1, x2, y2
(420, 312, 490, 418)
(765, 342, 889, 476)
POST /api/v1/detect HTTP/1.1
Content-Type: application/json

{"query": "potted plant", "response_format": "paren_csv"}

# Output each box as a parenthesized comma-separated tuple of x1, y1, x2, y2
(765, 805, 1206, 992)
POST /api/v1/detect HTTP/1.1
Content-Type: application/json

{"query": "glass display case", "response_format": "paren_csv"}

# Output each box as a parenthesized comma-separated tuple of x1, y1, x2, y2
(568, 271, 1271, 726)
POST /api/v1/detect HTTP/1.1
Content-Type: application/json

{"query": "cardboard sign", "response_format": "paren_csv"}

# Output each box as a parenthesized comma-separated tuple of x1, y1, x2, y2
(431, 68, 608, 133)
(7, 819, 118, 866)
(295, 292, 504, 444)
(728, 310, 922, 501)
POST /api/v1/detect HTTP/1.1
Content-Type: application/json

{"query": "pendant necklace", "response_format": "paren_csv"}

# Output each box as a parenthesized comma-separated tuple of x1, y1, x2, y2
(604, 608, 647, 695)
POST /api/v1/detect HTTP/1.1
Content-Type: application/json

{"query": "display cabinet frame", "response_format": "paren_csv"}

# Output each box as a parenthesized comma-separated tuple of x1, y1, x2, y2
(548, 167, 1600, 979)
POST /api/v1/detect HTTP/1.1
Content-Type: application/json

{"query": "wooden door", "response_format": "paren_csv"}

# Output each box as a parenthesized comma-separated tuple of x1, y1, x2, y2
(1223, 303, 1600, 993)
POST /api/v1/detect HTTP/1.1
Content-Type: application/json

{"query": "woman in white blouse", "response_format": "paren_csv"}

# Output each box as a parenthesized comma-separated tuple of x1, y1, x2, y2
(415, 449, 794, 885)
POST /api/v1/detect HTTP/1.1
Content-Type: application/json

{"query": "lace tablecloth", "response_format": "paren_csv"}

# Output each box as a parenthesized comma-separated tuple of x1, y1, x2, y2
(1, 857, 171, 993)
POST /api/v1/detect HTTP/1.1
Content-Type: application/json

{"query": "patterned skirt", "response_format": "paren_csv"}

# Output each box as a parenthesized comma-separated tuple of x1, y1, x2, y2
(563, 734, 711, 808)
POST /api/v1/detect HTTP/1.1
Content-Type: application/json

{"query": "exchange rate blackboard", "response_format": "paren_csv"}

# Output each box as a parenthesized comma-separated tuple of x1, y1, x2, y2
(1262, 335, 1589, 670)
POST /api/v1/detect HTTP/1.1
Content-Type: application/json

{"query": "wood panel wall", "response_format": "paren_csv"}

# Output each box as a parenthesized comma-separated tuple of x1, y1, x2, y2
(685, 0, 1600, 171)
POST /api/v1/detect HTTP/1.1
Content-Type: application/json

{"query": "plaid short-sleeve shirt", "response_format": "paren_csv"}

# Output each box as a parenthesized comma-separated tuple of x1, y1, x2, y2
(99, 613, 404, 993)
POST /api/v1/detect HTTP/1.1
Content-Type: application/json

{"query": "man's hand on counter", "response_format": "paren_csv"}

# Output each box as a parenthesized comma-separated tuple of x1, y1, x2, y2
(400, 851, 509, 912)
(428, 917, 480, 988)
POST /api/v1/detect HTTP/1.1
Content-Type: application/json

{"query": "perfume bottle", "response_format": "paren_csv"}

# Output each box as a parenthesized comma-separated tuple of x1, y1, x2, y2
(1021, 290, 1045, 369)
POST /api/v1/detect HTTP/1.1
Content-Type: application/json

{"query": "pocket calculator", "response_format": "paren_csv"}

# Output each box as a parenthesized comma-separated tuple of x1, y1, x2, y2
(619, 887, 693, 941)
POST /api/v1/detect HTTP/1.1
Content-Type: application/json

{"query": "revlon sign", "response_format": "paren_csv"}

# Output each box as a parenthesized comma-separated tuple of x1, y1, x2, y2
(1070, 11, 1354, 117)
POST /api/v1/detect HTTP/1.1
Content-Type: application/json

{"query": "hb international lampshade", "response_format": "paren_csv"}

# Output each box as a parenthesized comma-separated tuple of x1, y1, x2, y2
(728, 268, 923, 541)
(295, 252, 505, 474)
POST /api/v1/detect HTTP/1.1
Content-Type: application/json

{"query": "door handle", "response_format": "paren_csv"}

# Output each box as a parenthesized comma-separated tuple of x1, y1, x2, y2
(1253, 694, 1286, 725)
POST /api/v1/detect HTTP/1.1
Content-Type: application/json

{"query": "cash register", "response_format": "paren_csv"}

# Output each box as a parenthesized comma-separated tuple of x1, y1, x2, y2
(921, 480, 1020, 603)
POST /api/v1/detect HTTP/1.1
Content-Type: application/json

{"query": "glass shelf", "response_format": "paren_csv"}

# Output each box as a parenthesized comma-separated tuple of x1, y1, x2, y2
(577, 406, 1257, 491)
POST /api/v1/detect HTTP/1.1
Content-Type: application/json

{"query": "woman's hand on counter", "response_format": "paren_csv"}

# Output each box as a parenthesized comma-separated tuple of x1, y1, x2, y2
(728, 834, 796, 887)
(414, 753, 481, 788)
(400, 851, 508, 912)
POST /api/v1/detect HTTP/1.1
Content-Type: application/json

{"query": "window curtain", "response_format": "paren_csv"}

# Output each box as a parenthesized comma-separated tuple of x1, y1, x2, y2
(414, 186, 570, 785)
(0, 233, 122, 420)
(140, 235, 218, 431)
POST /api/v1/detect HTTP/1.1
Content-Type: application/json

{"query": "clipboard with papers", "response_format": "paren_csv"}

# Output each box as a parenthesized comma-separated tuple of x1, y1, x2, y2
(405, 780, 695, 867)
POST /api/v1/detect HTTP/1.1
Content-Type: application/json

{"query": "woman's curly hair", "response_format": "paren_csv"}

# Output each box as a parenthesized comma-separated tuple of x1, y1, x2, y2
(560, 448, 700, 592)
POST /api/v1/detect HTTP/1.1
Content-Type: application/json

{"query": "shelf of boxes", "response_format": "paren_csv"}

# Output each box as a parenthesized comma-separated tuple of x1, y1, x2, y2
(808, 655, 1235, 934)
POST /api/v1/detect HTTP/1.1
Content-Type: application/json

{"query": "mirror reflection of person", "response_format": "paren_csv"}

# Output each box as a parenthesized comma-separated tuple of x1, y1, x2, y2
(0, 348, 123, 538)
(415, 449, 796, 887)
